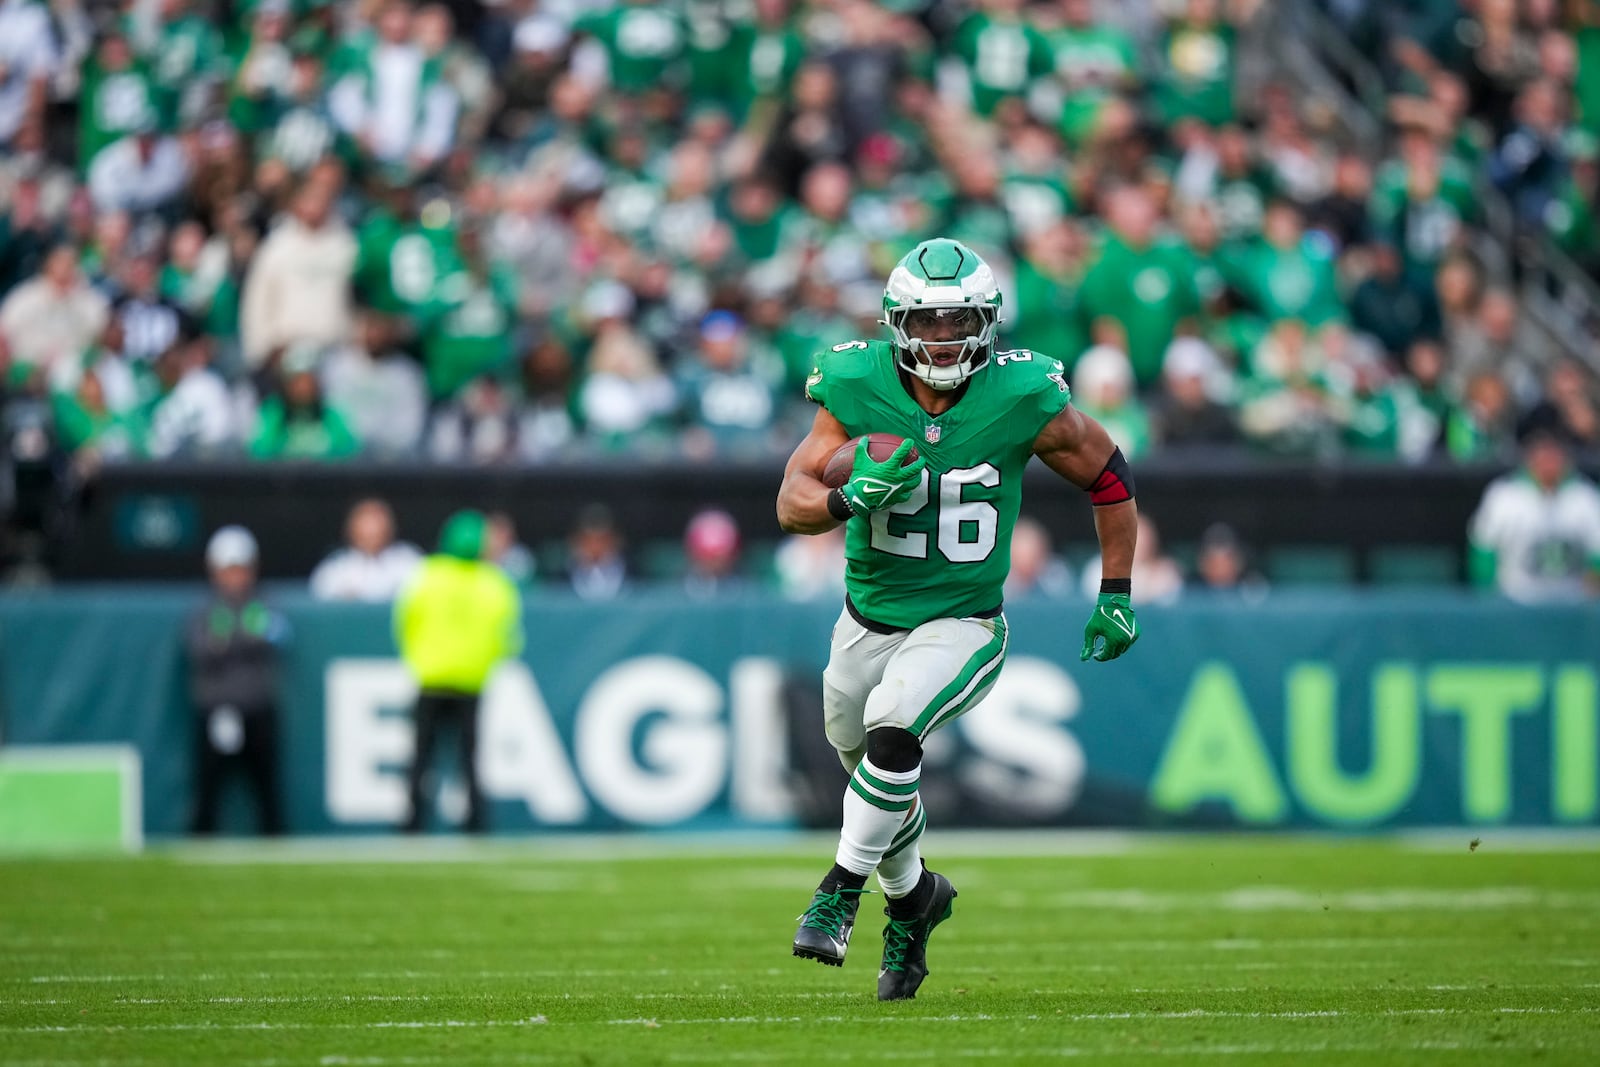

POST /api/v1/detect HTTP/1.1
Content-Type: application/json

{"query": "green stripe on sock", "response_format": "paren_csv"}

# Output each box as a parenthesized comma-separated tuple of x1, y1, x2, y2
(848, 775, 914, 812)
(883, 809, 926, 861)
(855, 763, 920, 797)
(887, 799, 922, 846)
(911, 617, 1009, 736)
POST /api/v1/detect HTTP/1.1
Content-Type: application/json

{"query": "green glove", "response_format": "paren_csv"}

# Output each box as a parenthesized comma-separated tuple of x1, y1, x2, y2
(841, 439, 926, 514)
(1081, 592, 1140, 662)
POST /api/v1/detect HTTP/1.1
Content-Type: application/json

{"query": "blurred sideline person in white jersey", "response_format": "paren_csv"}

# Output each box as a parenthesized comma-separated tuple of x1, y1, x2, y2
(1469, 417, 1600, 603)
(310, 498, 422, 601)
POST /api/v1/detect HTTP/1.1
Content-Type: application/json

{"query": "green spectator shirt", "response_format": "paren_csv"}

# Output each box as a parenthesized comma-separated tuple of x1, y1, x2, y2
(51, 390, 149, 459)
(260, 101, 344, 173)
(1370, 157, 1477, 277)
(1000, 171, 1074, 238)
(79, 60, 159, 168)
(577, 4, 688, 94)
(1220, 237, 1343, 327)
(1078, 234, 1200, 386)
(1545, 175, 1599, 265)
(250, 397, 360, 460)
(734, 21, 805, 103)
(355, 210, 463, 320)
(1080, 400, 1152, 459)
(160, 264, 240, 341)
(1005, 254, 1086, 369)
(143, 15, 225, 128)
(226, 36, 299, 136)
(599, 167, 667, 243)
(421, 266, 520, 399)
(1154, 20, 1236, 127)
(1049, 23, 1138, 145)
(1341, 384, 1410, 459)
(1212, 165, 1278, 242)
(1578, 27, 1600, 136)
(949, 13, 1053, 116)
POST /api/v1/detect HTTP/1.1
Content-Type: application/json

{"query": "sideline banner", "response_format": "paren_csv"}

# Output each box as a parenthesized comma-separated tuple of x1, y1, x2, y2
(0, 591, 1595, 833)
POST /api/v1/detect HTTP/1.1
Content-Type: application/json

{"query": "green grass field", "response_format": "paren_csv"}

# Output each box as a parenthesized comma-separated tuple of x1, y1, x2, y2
(2, 834, 1597, 1066)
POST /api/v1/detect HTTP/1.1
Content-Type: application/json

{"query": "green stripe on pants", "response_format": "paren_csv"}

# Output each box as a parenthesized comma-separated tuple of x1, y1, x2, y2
(911, 617, 1008, 737)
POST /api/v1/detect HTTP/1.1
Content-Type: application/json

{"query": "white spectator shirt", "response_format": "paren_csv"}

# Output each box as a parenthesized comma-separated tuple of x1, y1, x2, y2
(239, 215, 357, 366)
(320, 344, 427, 456)
(0, 277, 110, 375)
(147, 368, 236, 458)
(86, 135, 192, 215)
(1470, 472, 1600, 603)
(309, 543, 422, 602)
(0, 0, 59, 143)
(329, 43, 459, 165)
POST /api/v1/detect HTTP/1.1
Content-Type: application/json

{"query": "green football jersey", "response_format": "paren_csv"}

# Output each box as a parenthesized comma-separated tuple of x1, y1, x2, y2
(805, 339, 1071, 629)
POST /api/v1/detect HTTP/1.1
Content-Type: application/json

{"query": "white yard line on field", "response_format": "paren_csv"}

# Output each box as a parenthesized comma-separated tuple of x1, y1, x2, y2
(162, 830, 1154, 867)
(16, 953, 1599, 987)
(0, 1042, 1561, 1067)
(1039, 886, 1600, 912)
(14, 1005, 1599, 1035)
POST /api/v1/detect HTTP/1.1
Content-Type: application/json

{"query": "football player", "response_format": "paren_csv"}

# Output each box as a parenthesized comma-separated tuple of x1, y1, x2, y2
(776, 238, 1140, 1000)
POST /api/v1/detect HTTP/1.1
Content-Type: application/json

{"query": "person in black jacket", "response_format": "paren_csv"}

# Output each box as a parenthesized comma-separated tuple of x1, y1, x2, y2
(185, 525, 290, 835)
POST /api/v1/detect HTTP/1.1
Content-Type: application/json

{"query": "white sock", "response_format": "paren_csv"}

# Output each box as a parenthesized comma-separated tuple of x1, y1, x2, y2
(876, 795, 928, 898)
(835, 758, 920, 877)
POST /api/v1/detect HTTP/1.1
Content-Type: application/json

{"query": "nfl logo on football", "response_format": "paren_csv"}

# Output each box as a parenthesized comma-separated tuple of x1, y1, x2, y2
(924, 425, 941, 444)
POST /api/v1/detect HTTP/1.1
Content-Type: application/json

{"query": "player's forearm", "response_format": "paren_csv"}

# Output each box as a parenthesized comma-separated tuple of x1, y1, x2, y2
(1093, 499, 1138, 583)
(777, 474, 844, 535)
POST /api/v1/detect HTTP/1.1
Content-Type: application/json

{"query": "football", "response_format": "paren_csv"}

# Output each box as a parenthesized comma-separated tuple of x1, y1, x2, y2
(821, 433, 918, 489)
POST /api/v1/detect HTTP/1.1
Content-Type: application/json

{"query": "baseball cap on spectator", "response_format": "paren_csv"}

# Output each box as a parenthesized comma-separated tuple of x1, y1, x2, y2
(199, 121, 239, 153)
(583, 281, 636, 323)
(745, 259, 796, 300)
(514, 16, 570, 55)
(207, 526, 259, 570)
(857, 133, 901, 169)
(1163, 337, 1222, 384)
(685, 509, 740, 565)
(282, 341, 322, 376)
(700, 310, 743, 342)
(1073, 345, 1135, 403)
(439, 509, 488, 561)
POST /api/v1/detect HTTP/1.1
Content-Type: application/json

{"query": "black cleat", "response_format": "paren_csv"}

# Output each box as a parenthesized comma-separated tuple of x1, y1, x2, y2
(792, 886, 869, 966)
(877, 870, 957, 1001)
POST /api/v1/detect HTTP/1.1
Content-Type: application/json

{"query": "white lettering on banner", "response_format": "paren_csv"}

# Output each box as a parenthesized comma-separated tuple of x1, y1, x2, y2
(955, 656, 1086, 816)
(323, 654, 1086, 827)
(575, 657, 728, 824)
(478, 664, 590, 824)
(325, 659, 416, 823)
(729, 658, 793, 820)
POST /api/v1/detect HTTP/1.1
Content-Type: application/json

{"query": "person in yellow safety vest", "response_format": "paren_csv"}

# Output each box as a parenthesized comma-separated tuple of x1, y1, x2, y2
(393, 508, 523, 832)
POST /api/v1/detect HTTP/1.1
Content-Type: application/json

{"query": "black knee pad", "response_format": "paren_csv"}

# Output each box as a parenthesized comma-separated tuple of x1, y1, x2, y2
(866, 726, 922, 772)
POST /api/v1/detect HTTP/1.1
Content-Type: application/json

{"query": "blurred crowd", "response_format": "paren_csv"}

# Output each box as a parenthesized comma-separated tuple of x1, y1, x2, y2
(304, 493, 1273, 604)
(1, 0, 1599, 473)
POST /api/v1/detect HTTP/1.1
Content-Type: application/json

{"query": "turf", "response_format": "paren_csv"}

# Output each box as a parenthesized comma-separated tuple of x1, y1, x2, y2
(1, 834, 1597, 1066)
